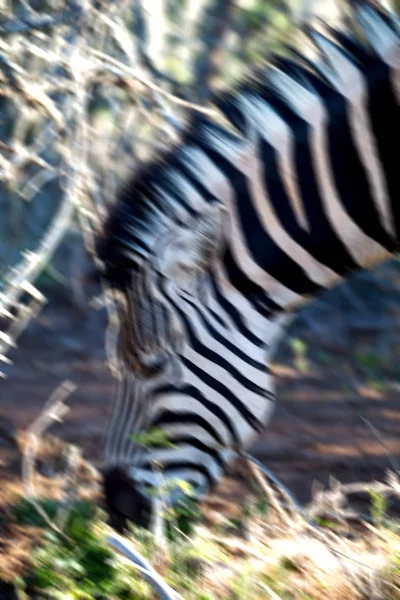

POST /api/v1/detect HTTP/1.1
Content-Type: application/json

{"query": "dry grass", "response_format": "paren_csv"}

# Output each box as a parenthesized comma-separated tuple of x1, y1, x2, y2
(1, 435, 399, 600)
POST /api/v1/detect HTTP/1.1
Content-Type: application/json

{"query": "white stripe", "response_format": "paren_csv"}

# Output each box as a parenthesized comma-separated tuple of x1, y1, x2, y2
(204, 123, 344, 288)
(269, 69, 392, 268)
(182, 145, 302, 309)
(199, 283, 283, 354)
(148, 200, 175, 230)
(166, 170, 206, 214)
(160, 423, 227, 447)
(162, 274, 267, 361)
(194, 280, 269, 355)
(203, 276, 235, 328)
(191, 276, 266, 355)
(176, 290, 268, 386)
(213, 262, 268, 342)
(181, 363, 266, 444)
(183, 345, 274, 425)
(153, 185, 192, 222)
(357, 4, 400, 102)
(136, 445, 222, 480)
(240, 94, 309, 230)
(313, 34, 395, 238)
(152, 392, 233, 446)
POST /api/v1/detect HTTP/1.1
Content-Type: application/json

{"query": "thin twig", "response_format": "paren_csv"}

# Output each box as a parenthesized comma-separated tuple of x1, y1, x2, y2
(22, 380, 77, 537)
(358, 415, 400, 477)
(246, 457, 294, 528)
(55, 444, 81, 531)
(108, 531, 185, 600)
(0, 55, 64, 126)
(0, 0, 82, 36)
(0, 190, 76, 371)
(89, 49, 218, 116)
(242, 451, 392, 579)
(243, 452, 315, 526)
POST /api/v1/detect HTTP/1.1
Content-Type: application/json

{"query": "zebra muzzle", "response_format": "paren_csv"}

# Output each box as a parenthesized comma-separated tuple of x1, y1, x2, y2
(103, 467, 152, 531)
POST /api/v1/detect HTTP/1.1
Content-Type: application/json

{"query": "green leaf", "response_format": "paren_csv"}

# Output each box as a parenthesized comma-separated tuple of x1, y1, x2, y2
(131, 428, 176, 448)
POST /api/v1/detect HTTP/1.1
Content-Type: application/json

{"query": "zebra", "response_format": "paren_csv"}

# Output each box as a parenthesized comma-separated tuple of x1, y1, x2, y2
(98, 0, 400, 531)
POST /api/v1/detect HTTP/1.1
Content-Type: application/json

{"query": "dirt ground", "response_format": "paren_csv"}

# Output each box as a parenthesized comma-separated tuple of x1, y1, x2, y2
(1, 266, 400, 514)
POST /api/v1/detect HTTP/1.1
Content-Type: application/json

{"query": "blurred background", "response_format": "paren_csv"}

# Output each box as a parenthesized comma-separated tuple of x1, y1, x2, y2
(0, 0, 400, 508)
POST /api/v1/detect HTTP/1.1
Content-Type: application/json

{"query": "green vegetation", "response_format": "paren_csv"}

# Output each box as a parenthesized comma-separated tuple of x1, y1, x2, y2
(11, 497, 60, 528)
(370, 489, 390, 528)
(6, 430, 400, 599)
(131, 428, 177, 449)
(12, 498, 151, 600)
(290, 337, 309, 373)
(6, 487, 400, 600)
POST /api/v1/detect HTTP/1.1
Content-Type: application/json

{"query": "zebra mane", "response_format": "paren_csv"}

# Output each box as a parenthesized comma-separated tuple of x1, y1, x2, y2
(98, 0, 399, 288)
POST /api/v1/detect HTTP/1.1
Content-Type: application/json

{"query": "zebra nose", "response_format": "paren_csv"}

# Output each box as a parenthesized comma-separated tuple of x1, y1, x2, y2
(103, 467, 152, 531)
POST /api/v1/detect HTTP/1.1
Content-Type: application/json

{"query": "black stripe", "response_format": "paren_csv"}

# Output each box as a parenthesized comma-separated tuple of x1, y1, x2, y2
(158, 268, 265, 349)
(365, 64, 400, 242)
(196, 138, 323, 296)
(310, 73, 398, 251)
(153, 384, 240, 445)
(256, 82, 359, 275)
(180, 355, 266, 433)
(204, 302, 230, 329)
(180, 294, 267, 371)
(172, 293, 271, 394)
(212, 91, 248, 134)
(151, 411, 226, 447)
(174, 151, 282, 319)
(282, 52, 398, 250)
(140, 460, 217, 487)
(209, 275, 266, 347)
(259, 138, 353, 276)
(159, 176, 199, 218)
(223, 246, 280, 316)
(137, 436, 225, 467)
(158, 275, 270, 383)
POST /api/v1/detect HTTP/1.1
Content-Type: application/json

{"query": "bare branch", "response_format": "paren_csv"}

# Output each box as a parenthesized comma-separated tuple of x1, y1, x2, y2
(0, 1, 83, 36)
(243, 452, 315, 527)
(0, 54, 65, 126)
(0, 176, 76, 372)
(246, 457, 294, 528)
(131, 0, 177, 86)
(22, 380, 77, 536)
(89, 49, 218, 116)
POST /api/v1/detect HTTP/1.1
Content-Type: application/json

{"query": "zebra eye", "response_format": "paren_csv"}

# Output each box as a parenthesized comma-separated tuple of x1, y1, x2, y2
(159, 203, 224, 287)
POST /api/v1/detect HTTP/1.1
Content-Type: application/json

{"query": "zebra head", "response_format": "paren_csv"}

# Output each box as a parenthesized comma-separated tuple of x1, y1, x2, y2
(99, 0, 400, 530)
(98, 142, 281, 529)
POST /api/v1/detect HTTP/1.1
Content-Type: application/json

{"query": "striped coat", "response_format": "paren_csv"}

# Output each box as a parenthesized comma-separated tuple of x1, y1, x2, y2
(99, 0, 400, 529)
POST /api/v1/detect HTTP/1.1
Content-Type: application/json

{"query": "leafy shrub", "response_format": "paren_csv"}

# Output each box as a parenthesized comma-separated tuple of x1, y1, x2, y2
(12, 498, 148, 600)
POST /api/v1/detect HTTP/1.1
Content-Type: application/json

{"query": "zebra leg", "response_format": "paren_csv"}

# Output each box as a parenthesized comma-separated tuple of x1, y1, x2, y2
(103, 467, 152, 531)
